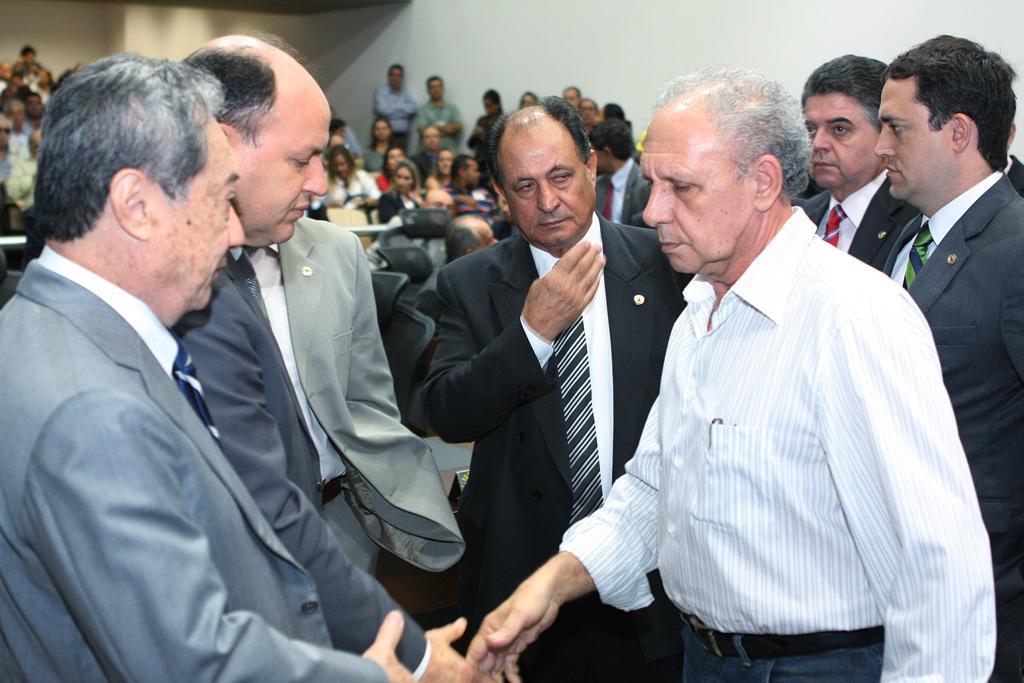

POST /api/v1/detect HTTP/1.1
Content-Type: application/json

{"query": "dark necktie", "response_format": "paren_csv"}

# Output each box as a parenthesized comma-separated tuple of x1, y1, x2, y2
(172, 335, 220, 445)
(601, 183, 614, 221)
(234, 249, 266, 312)
(554, 316, 602, 524)
(904, 220, 933, 289)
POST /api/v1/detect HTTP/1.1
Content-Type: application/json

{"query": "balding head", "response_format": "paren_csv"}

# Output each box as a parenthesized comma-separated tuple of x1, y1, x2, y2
(187, 34, 330, 246)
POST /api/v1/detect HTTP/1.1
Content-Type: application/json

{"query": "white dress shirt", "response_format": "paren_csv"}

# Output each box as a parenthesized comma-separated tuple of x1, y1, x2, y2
(521, 214, 615, 498)
(889, 172, 1001, 284)
(37, 247, 177, 378)
(562, 210, 995, 680)
(817, 171, 886, 253)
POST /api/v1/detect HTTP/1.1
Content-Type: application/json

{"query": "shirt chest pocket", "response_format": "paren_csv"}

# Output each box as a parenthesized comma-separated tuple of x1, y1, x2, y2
(692, 424, 819, 531)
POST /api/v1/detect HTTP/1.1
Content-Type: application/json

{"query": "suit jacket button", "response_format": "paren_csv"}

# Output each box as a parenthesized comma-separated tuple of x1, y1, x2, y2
(531, 490, 543, 501)
(517, 431, 525, 443)
(301, 600, 319, 615)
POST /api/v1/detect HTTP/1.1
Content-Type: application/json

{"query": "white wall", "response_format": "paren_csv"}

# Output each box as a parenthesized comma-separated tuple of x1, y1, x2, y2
(5, 0, 1024, 156)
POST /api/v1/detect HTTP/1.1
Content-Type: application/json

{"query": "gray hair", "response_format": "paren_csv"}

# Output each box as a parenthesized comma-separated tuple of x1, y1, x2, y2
(36, 53, 223, 242)
(655, 67, 810, 199)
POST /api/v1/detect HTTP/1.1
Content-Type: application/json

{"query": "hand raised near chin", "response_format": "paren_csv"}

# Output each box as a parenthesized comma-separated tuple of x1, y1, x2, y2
(522, 240, 605, 342)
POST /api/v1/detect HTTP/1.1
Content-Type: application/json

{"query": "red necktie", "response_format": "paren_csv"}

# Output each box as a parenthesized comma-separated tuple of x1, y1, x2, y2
(824, 204, 846, 247)
(602, 182, 614, 220)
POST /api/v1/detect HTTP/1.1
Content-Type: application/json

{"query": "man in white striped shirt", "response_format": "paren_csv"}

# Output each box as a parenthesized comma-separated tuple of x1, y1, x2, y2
(468, 68, 995, 682)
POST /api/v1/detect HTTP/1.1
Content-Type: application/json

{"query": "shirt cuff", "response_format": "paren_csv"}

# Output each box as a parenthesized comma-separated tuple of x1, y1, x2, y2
(411, 639, 431, 680)
(521, 315, 554, 368)
(561, 517, 655, 612)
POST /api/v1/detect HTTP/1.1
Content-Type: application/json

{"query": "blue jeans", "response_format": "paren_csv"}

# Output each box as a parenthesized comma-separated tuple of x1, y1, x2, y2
(682, 625, 883, 682)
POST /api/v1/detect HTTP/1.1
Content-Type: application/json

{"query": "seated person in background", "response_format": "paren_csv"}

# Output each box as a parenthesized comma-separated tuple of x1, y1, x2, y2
(519, 91, 539, 108)
(8, 127, 39, 210)
(446, 154, 498, 223)
(375, 145, 405, 192)
(602, 102, 632, 132)
(416, 215, 496, 323)
(425, 147, 454, 192)
(328, 116, 362, 159)
(424, 188, 454, 213)
(363, 116, 393, 173)
(410, 124, 442, 181)
(591, 119, 651, 227)
(323, 144, 379, 212)
(378, 159, 422, 224)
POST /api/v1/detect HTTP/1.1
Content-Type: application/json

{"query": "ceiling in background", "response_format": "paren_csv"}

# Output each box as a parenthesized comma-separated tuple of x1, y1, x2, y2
(57, 0, 408, 15)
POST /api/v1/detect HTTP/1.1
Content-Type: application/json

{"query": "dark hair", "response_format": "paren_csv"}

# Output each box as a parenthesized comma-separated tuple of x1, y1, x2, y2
(20, 45, 35, 58)
(589, 119, 633, 160)
(388, 64, 404, 74)
(327, 144, 355, 180)
(371, 115, 393, 144)
(884, 35, 1017, 171)
(329, 117, 346, 135)
(445, 222, 481, 262)
(185, 47, 275, 144)
(802, 55, 887, 130)
(563, 86, 581, 98)
(486, 96, 591, 188)
(452, 154, 477, 182)
(603, 103, 625, 120)
(483, 89, 501, 106)
(36, 53, 222, 242)
(519, 91, 538, 107)
(382, 145, 405, 179)
(426, 75, 443, 88)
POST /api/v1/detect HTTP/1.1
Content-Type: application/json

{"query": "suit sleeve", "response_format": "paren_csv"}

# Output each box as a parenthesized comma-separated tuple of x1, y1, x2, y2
(324, 232, 463, 568)
(423, 264, 556, 443)
(24, 393, 387, 683)
(177, 282, 427, 670)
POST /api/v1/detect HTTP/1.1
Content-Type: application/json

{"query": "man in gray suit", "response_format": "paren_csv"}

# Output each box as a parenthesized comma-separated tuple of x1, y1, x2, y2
(0, 53, 410, 682)
(591, 118, 651, 228)
(878, 35, 1024, 682)
(176, 36, 472, 680)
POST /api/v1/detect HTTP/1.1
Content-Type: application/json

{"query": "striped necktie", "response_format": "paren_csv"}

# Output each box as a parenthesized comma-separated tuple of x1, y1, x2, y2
(172, 335, 221, 445)
(904, 220, 933, 289)
(823, 204, 846, 247)
(553, 316, 602, 524)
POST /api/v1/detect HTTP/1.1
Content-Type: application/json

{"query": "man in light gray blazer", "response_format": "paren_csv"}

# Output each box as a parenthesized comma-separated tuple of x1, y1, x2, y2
(0, 53, 406, 682)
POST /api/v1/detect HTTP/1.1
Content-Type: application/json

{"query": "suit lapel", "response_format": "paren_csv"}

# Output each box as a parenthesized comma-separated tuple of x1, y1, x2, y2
(22, 266, 302, 570)
(490, 237, 573, 487)
(909, 178, 1017, 312)
(278, 223, 325, 380)
(600, 220, 653, 478)
(848, 181, 902, 265)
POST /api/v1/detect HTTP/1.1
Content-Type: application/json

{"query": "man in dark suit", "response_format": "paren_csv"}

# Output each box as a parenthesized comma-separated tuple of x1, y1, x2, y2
(424, 97, 685, 681)
(1005, 125, 1024, 196)
(795, 55, 918, 271)
(878, 35, 1024, 682)
(175, 36, 473, 682)
(592, 118, 651, 228)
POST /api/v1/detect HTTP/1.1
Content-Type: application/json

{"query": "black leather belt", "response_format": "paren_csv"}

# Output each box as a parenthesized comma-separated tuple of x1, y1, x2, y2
(320, 476, 343, 506)
(684, 614, 883, 659)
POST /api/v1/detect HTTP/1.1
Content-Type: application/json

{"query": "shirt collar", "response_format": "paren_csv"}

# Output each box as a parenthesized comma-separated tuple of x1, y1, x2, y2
(610, 157, 634, 191)
(37, 246, 178, 378)
(529, 213, 603, 277)
(924, 171, 1002, 247)
(828, 171, 886, 228)
(683, 208, 814, 327)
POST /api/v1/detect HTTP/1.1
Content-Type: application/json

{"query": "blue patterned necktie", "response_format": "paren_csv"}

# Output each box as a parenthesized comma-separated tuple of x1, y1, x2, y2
(554, 316, 602, 524)
(172, 335, 220, 445)
(234, 249, 267, 313)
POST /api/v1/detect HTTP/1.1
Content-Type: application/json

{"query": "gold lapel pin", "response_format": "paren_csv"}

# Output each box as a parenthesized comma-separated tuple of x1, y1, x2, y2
(947, 254, 958, 265)
(634, 294, 645, 306)
(301, 266, 313, 277)
(877, 231, 887, 240)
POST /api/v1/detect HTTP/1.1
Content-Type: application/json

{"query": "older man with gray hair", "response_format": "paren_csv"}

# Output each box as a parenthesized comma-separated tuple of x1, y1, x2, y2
(468, 68, 995, 682)
(0, 53, 417, 682)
